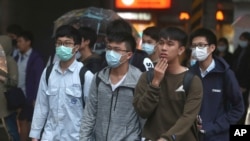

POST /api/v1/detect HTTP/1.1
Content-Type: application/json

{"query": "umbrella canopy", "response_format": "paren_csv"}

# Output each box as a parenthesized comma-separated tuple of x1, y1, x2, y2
(232, 14, 250, 28)
(53, 7, 139, 52)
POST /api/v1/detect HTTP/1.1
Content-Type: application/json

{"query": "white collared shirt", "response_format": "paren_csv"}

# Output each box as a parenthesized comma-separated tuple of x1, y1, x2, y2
(200, 59, 215, 78)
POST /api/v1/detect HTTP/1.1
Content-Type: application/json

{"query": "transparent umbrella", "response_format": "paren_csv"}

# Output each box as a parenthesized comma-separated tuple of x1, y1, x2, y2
(53, 7, 139, 52)
(232, 14, 250, 28)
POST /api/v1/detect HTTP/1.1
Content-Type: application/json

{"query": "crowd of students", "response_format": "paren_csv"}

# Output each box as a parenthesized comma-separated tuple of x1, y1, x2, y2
(0, 19, 249, 141)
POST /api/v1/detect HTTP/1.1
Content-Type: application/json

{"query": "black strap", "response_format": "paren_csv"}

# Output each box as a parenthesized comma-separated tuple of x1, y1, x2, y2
(46, 64, 54, 85)
(183, 70, 195, 93)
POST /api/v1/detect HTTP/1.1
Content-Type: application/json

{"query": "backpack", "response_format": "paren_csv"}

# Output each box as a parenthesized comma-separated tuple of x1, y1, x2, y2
(45, 64, 88, 108)
(146, 68, 195, 93)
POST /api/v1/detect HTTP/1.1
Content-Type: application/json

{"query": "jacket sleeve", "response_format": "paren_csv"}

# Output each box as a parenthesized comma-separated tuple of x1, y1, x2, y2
(204, 69, 244, 136)
(29, 69, 49, 139)
(133, 72, 160, 119)
(80, 73, 98, 140)
(6, 56, 18, 87)
(161, 75, 203, 141)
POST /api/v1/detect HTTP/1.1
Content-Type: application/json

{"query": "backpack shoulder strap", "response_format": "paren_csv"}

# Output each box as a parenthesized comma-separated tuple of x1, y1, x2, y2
(79, 66, 88, 108)
(46, 64, 54, 85)
(146, 68, 154, 84)
(95, 71, 101, 88)
(183, 70, 195, 94)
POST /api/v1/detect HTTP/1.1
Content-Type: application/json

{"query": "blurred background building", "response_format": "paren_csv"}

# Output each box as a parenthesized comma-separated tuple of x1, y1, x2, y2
(0, 0, 250, 62)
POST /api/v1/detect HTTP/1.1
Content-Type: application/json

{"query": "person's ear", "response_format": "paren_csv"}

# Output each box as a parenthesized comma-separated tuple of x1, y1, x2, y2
(73, 44, 80, 53)
(178, 46, 186, 56)
(126, 51, 133, 60)
(209, 44, 216, 53)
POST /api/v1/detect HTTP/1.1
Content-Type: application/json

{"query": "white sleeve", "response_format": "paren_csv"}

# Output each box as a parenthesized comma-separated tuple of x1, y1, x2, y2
(83, 70, 94, 98)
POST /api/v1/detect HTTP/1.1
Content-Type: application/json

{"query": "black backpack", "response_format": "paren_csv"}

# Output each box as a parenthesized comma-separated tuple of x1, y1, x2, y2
(45, 64, 88, 108)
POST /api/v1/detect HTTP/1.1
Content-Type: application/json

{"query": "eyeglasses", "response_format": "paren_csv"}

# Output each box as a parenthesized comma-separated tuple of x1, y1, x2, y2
(190, 43, 209, 49)
(55, 41, 75, 47)
(105, 46, 128, 52)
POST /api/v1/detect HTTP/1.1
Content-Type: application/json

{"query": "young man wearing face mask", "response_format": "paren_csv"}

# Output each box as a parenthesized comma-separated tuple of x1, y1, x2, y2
(215, 37, 233, 67)
(80, 32, 142, 141)
(141, 26, 161, 65)
(133, 27, 203, 141)
(232, 31, 250, 124)
(189, 28, 244, 141)
(29, 25, 94, 141)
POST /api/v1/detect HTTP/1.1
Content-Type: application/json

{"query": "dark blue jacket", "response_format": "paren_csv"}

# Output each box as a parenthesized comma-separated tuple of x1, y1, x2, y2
(15, 50, 44, 105)
(190, 56, 244, 141)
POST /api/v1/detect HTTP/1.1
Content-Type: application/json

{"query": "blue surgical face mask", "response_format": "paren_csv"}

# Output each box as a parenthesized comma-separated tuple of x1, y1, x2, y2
(56, 45, 74, 61)
(105, 50, 123, 68)
(142, 43, 155, 55)
(239, 40, 248, 48)
(217, 45, 227, 52)
(190, 59, 197, 66)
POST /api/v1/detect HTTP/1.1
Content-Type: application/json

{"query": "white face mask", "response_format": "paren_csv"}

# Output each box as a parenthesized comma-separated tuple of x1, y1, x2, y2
(141, 43, 155, 55)
(239, 40, 248, 48)
(217, 45, 227, 52)
(191, 47, 209, 61)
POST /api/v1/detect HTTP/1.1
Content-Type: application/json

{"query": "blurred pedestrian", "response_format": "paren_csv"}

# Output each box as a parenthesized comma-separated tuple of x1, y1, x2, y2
(141, 26, 161, 65)
(6, 24, 23, 58)
(232, 32, 250, 124)
(78, 26, 103, 74)
(189, 28, 244, 141)
(0, 35, 20, 141)
(15, 31, 44, 141)
(80, 32, 142, 141)
(29, 25, 94, 141)
(216, 37, 233, 67)
(133, 27, 203, 141)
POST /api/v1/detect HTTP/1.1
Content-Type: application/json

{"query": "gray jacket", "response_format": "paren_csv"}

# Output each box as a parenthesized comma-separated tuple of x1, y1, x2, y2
(80, 65, 142, 141)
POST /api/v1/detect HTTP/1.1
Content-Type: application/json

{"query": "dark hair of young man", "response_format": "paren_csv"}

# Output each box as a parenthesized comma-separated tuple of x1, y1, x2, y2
(218, 37, 229, 47)
(78, 26, 97, 49)
(143, 26, 161, 41)
(189, 28, 217, 47)
(106, 19, 132, 35)
(18, 31, 34, 46)
(107, 32, 136, 53)
(55, 25, 81, 45)
(159, 27, 188, 47)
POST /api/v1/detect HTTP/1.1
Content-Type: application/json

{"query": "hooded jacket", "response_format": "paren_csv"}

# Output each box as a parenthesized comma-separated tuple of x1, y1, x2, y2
(190, 56, 244, 141)
(80, 65, 142, 141)
(0, 35, 18, 117)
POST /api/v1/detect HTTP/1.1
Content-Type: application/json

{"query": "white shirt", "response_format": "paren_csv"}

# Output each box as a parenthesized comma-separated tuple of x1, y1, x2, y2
(29, 60, 93, 140)
(200, 59, 215, 78)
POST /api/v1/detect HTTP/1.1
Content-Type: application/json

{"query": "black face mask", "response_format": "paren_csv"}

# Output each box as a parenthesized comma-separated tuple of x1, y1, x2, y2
(12, 40, 17, 46)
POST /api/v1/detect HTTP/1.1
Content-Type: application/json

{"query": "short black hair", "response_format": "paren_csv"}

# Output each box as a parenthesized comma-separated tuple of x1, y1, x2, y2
(218, 37, 229, 47)
(7, 24, 23, 35)
(239, 32, 250, 41)
(79, 26, 97, 49)
(189, 28, 217, 47)
(55, 25, 81, 45)
(143, 26, 161, 41)
(159, 27, 188, 47)
(107, 32, 136, 53)
(18, 31, 34, 46)
(106, 19, 132, 35)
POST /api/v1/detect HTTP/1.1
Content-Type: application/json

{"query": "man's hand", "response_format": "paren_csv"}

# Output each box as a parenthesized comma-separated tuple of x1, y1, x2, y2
(151, 58, 168, 87)
(32, 139, 38, 141)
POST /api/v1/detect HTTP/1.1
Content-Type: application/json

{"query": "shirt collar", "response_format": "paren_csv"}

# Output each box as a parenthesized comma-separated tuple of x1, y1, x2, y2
(55, 59, 79, 74)
(200, 59, 215, 78)
(19, 48, 32, 58)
